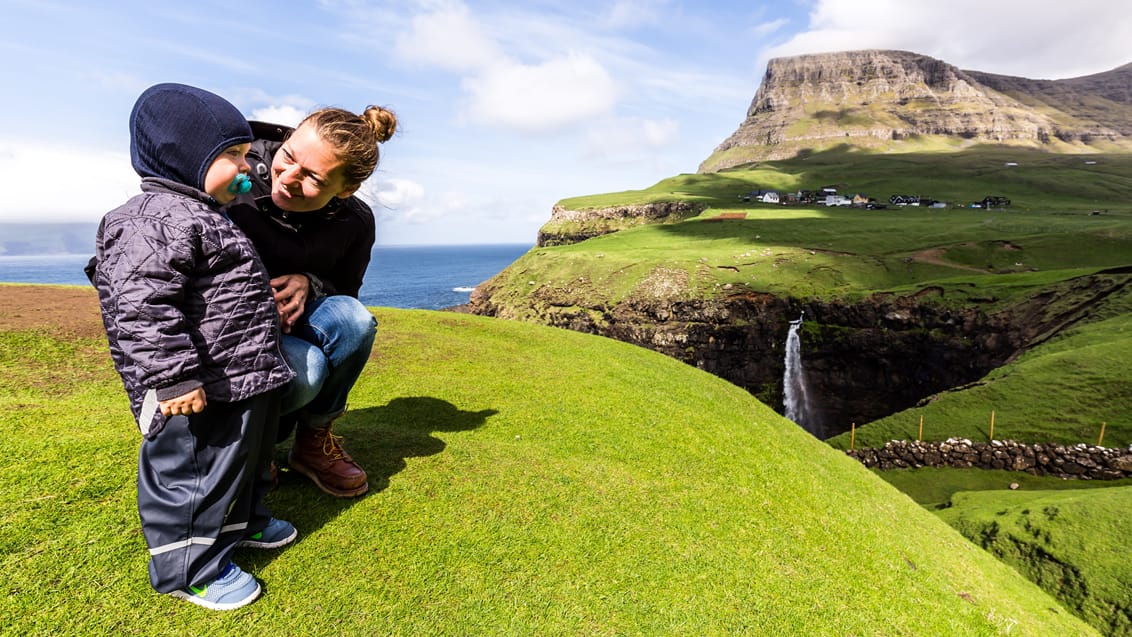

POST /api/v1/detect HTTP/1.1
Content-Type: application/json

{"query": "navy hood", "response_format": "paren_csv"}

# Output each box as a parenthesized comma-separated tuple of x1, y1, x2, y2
(129, 83, 252, 191)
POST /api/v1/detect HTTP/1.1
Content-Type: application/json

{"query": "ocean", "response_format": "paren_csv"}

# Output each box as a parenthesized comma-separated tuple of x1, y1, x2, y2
(0, 243, 532, 310)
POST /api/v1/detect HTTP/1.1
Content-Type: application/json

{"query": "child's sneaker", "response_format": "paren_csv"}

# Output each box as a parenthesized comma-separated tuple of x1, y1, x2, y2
(169, 562, 260, 610)
(237, 518, 297, 549)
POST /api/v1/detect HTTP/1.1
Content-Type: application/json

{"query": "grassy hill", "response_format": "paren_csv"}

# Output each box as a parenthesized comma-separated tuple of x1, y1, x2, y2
(534, 146, 1132, 306)
(481, 166, 1132, 449)
(0, 285, 1097, 635)
(555, 145, 1132, 215)
(939, 486, 1132, 635)
(469, 146, 1132, 635)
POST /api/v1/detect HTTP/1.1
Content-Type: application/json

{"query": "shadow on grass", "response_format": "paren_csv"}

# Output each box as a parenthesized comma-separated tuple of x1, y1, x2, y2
(333, 396, 497, 493)
(241, 397, 496, 570)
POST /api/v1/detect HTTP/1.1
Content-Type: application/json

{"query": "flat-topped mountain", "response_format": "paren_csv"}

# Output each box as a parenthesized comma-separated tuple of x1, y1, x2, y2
(700, 49, 1132, 172)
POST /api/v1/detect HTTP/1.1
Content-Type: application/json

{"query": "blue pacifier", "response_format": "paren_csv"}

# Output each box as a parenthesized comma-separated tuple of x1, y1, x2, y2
(227, 173, 253, 194)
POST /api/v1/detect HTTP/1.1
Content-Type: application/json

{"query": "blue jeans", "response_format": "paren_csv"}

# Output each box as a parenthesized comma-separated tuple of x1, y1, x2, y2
(279, 295, 377, 428)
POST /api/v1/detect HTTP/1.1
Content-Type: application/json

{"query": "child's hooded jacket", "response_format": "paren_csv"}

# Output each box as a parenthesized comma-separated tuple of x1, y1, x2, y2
(87, 83, 294, 437)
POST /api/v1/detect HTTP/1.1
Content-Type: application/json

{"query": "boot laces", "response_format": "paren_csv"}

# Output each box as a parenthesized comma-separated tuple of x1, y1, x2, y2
(317, 429, 349, 460)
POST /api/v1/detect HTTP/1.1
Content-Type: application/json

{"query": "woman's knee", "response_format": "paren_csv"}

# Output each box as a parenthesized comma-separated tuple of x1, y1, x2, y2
(280, 336, 329, 414)
(315, 296, 377, 349)
(337, 296, 378, 334)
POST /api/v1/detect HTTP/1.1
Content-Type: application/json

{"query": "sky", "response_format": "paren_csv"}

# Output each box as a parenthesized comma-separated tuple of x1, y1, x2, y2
(2, 0, 1131, 246)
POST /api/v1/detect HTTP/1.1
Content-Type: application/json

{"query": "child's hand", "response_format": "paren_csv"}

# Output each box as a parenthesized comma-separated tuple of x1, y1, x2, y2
(159, 388, 207, 417)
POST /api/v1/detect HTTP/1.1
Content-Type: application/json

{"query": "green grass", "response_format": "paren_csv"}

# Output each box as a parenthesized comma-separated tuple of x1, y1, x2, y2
(502, 205, 1132, 314)
(0, 293, 1097, 636)
(484, 147, 1132, 453)
(562, 146, 1132, 214)
(827, 287, 1132, 449)
(475, 143, 1132, 636)
(484, 203, 1132, 454)
(874, 466, 1132, 511)
(938, 486, 1132, 635)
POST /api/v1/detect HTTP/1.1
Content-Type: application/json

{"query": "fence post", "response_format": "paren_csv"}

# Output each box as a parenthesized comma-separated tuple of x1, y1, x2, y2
(850, 422, 856, 451)
(989, 410, 995, 442)
(1099, 421, 1107, 447)
(918, 414, 923, 442)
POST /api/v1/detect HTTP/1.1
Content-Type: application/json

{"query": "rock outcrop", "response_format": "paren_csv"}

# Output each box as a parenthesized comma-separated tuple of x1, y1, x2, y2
(700, 50, 1132, 171)
(537, 201, 707, 247)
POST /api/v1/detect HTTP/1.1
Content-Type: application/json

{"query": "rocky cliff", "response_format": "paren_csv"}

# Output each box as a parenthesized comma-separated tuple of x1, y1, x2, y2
(468, 271, 1128, 439)
(537, 201, 706, 247)
(700, 50, 1132, 171)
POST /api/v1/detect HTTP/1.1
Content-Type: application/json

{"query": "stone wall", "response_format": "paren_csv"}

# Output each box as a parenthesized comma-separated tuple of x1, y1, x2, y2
(846, 438, 1132, 480)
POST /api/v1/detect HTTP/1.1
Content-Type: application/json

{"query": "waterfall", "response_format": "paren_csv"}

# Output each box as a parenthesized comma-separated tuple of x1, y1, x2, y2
(783, 313, 816, 433)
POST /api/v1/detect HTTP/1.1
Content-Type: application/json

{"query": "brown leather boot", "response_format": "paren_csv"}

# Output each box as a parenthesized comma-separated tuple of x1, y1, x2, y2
(288, 423, 369, 497)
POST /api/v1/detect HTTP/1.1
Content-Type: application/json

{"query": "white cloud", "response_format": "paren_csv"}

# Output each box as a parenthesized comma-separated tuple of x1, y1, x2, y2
(460, 53, 618, 133)
(767, 0, 1132, 79)
(752, 18, 789, 39)
(387, 2, 624, 134)
(250, 105, 307, 127)
(603, 0, 670, 29)
(0, 141, 137, 222)
(393, 0, 501, 72)
(363, 176, 426, 209)
(584, 117, 679, 157)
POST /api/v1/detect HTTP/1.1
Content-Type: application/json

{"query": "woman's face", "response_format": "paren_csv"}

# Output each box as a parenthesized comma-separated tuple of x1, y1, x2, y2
(270, 122, 359, 213)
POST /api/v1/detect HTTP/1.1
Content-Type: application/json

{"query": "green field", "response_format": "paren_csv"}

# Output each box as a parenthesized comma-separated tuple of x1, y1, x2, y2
(6, 147, 1132, 635)
(0, 293, 1100, 635)
(461, 145, 1132, 635)
(478, 147, 1132, 451)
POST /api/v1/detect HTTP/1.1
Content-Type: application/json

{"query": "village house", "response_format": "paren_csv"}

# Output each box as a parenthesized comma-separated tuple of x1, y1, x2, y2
(741, 188, 781, 204)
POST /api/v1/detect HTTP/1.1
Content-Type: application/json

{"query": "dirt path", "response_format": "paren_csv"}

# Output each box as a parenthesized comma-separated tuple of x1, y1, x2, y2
(0, 284, 104, 339)
(909, 247, 987, 273)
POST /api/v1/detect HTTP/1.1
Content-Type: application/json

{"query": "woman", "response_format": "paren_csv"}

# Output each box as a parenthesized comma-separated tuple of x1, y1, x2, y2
(228, 105, 397, 498)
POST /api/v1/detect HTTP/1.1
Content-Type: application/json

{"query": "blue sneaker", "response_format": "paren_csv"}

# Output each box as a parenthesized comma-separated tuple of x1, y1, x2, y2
(237, 518, 297, 549)
(169, 562, 261, 610)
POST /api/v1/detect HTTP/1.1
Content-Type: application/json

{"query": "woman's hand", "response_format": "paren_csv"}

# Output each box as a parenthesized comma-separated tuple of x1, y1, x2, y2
(271, 273, 310, 333)
(159, 387, 207, 417)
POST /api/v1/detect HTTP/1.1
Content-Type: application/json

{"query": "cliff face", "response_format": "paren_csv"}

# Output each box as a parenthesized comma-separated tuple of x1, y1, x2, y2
(471, 283, 1015, 438)
(468, 270, 1129, 439)
(700, 50, 1132, 171)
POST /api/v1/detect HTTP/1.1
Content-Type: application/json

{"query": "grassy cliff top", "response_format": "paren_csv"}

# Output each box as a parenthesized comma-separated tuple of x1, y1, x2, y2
(483, 146, 1132, 451)
(557, 146, 1132, 213)
(1, 285, 1096, 635)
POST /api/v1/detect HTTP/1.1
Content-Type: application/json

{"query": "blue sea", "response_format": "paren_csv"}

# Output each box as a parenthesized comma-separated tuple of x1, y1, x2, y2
(0, 244, 532, 310)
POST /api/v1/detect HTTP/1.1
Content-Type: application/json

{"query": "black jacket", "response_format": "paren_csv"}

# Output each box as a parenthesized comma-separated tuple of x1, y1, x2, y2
(88, 178, 294, 436)
(227, 121, 375, 298)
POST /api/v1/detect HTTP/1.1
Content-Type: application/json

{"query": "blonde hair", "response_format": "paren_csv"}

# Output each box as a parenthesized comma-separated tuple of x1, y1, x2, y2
(299, 105, 398, 187)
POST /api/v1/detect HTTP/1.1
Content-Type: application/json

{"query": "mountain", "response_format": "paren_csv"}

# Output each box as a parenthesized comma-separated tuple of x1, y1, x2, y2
(700, 49, 1132, 172)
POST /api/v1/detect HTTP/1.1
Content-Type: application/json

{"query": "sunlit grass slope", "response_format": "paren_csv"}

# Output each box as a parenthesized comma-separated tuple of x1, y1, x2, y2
(559, 146, 1132, 214)
(0, 292, 1095, 636)
(938, 486, 1132, 636)
(503, 203, 1132, 315)
(489, 150, 1132, 451)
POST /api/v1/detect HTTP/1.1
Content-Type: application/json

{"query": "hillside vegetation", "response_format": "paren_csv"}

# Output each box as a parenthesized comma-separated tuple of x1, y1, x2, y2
(559, 145, 1132, 214)
(476, 148, 1132, 450)
(0, 286, 1096, 636)
(541, 145, 1132, 246)
(939, 486, 1132, 635)
(827, 286, 1132, 449)
(458, 144, 1132, 635)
